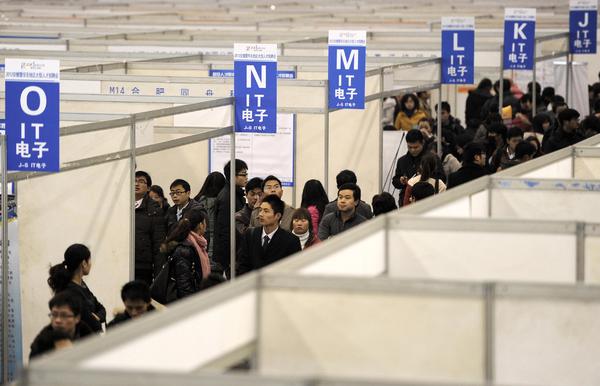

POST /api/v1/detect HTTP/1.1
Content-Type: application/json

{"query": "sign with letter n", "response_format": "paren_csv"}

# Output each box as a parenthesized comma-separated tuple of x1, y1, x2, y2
(5, 58, 60, 172)
(328, 30, 366, 109)
(441, 17, 475, 84)
(570, 0, 597, 54)
(234, 43, 277, 134)
(503, 8, 536, 70)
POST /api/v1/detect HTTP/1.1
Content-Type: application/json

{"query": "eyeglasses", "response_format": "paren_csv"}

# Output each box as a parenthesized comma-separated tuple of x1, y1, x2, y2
(48, 312, 75, 320)
(236, 172, 248, 177)
(135, 179, 148, 185)
(169, 190, 187, 197)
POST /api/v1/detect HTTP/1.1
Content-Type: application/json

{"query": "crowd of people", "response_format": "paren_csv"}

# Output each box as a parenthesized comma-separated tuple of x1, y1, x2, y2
(385, 77, 600, 206)
(31, 75, 599, 359)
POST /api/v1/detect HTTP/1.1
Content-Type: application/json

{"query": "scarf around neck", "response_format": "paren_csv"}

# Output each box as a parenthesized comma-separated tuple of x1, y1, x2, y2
(292, 230, 310, 249)
(186, 231, 210, 279)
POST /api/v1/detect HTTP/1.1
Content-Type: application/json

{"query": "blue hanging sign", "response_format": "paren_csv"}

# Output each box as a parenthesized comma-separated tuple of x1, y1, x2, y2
(234, 44, 278, 134)
(503, 8, 536, 70)
(441, 17, 475, 84)
(570, 0, 597, 54)
(5, 59, 60, 172)
(328, 30, 366, 109)
(210, 69, 295, 79)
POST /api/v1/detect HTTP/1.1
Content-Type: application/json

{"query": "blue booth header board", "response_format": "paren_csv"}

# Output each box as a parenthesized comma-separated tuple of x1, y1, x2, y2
(441, 17, 475, 84)
(503, 8, 536, 70)
(233, 44, 278, 134)
(210, 69, 295, 79)
(4, 59, 60, 172)
(328, 30, 366, 110)
(569, 0, 597, 54)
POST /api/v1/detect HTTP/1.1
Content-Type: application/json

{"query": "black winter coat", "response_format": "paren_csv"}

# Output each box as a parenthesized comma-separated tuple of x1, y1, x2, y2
(165, 240, 202, 300)
(30, 322, 93, 359)
(542, 128, 585, 154)
(212, 182, 246, 272)
(107, 304, 156, 329)
(65, 282, 106, 333)
(135, 195, 166, 272)
(392, 150, 445, 206)
(447, 163, 488, 189)
(392, 152, 422, 206)
(465, 88, 493, 123)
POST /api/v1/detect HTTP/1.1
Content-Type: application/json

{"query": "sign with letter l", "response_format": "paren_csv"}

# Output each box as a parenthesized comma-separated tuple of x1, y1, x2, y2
(441, 17, 475, 84)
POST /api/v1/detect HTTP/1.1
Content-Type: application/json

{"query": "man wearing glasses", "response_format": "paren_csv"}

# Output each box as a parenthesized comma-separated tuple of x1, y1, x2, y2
(29, 292, 93, 359)
(135, 171, 166, 285)
(165, 178, 201, 234)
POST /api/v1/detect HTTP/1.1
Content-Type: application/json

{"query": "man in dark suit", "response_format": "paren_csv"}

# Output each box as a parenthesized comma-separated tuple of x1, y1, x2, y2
(447, 142, 488, 189)
(237, 194, 301, 276)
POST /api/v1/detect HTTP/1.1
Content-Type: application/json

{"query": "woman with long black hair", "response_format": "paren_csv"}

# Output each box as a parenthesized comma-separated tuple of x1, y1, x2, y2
(194, 172, 226, 261)
(160, 208, 211, 300)
(47, 244, 106, 333)
(300, 179, 329, 236)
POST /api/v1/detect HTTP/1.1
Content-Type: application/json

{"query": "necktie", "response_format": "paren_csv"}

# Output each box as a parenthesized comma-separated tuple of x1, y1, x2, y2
(262, 235, 270, 248)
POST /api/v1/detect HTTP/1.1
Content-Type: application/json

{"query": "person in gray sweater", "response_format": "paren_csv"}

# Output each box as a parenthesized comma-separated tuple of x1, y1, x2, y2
(319, 183, 367, 241)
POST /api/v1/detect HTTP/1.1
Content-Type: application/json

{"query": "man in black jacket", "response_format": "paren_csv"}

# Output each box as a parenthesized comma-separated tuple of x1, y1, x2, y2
(107, 280, 155, 329)
(213, 159, 248, 277)
(30, 292, 93, 359)
(542, 108, 584, 154)
(135, 171, 166, 285)
(392, 129, 425, 207)
(237, 194, 301, 276)
(447, 142, 488, 188)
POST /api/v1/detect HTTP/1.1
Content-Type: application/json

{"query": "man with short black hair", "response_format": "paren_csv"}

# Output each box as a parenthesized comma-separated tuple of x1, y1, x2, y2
(318, 183, 367, 240)
(322, 170, 373, 219)
(107, 280, 155, 328)
(392, 130, 427, 207)
(490, 127, 523, 172)
(237, 194, 301, 276)
(434, 101, 464, 136)
(213, 159, 248, 276)
(542, 108, 584, 153)
(235, 177, 263, 234)
(447, 142, 488, 188)
(165, 178, 201, 233)
(30, 292, 93, 359)
(249, 175, 295, 231)
(134, 171, 166, 285)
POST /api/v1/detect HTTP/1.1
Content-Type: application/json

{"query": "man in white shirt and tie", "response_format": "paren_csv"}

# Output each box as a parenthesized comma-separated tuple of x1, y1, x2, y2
(237, 194, 301, 275)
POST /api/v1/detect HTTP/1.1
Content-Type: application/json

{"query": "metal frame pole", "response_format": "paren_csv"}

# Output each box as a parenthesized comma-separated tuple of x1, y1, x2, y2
(324, 80, 330, 197)
(532, 40, 537, 114)
(499, 44, 504, 116)
(378, 68, 384, 190)
(566, 53, 572, 105)
(129, 116, 136, 281)
(229, 101, 236, 281)
(292, 113, 297, 208)
(2, 134, 8, 385)
(437, 66, 443, 158)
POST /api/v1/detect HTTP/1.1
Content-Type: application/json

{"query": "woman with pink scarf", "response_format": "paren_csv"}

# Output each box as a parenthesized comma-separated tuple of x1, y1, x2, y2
(159, 208, 211, 300)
